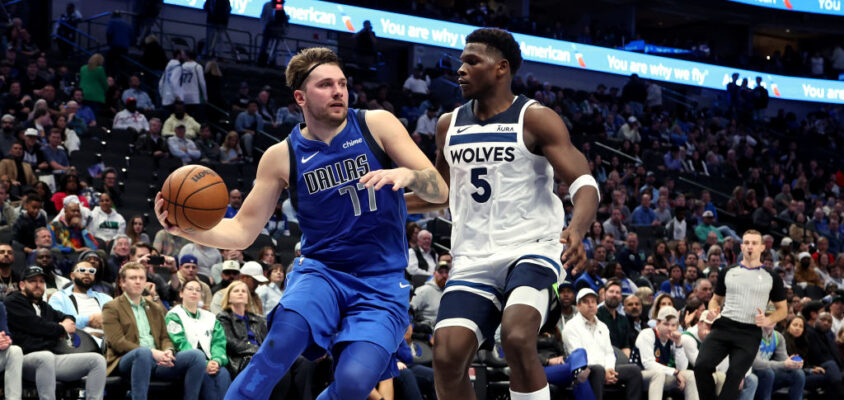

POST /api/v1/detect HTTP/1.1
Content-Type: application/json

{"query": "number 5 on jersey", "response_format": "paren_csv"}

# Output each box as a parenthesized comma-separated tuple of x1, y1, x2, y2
(471, 167, 491, 203)
(339, 183, 378, 216)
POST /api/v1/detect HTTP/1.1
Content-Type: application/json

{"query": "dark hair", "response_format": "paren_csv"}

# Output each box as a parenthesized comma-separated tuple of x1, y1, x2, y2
(465, 28, 522, 75)
(605, 278, 623, 292)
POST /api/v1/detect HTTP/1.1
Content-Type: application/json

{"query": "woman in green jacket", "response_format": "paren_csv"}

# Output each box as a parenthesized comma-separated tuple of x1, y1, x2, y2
(79, 53, 108, 113)
(166, 279, 231, 400)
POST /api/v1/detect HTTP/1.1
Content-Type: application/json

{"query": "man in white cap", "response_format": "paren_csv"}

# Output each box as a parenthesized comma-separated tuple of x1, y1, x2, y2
(635, 306, 698, 400)
(562, 288, 644, 400)
(21, 128, 47, 173)
(618, 116, 640, 143)
(694, 210, 724, 243)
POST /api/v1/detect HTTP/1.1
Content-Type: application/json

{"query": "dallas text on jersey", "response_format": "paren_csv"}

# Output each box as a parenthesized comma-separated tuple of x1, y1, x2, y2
(303, 154, 371, 194)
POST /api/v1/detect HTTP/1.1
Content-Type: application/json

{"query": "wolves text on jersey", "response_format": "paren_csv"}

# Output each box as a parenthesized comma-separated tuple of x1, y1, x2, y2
(303, 154, 371, 194)
(449, 145, 516, 164)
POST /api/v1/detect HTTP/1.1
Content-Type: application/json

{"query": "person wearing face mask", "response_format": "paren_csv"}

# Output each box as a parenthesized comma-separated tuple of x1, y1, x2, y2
(162, 100, 201, 139)
(112, 98, 149, 133)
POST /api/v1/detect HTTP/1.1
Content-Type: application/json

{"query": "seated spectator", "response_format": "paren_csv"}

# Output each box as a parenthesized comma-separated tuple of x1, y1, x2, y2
(410, 260, 449, 329)
(0, 301, 22, 398)
(70, 89, 97, 128)
(274, 102, 303, 128)
(48, 201, 97, 253)
(88, 192, 125, 244)
(21, 129, 48, 174)
(406, 229, 437, 278)
(54, 114, 80, 155)
(617, 116, 640, 142)
(224, 189, 242, 219)
(597, 280, 632, 356)
(602, 209, 628, 248)
(153, 229, 188, 258)
(51, 174, 89, 213)
(32, 248, 71, 299)
(562, 288, 644, 400)
(0, 141, 37, 188)
(168, 124, 201, 164)
(210, 261, 264, 315)
(752, 316, 805, 400)
(41, 128, 71, 176)
(211, 259, 240, 294)
(112, 98, 149, 133)
(574, 259, 604, 293)
(403, 66, 430, 96)
(96, 168, 122, 209)
(219, 130, 243, 164)
(126, 243, 179, 306)
(5, 265, 107, 399)
(11, 193, 47, 252)
(0, 243, 20, 300)
(0, 182, 18, 231)
(216, 281, 266, 377)
(625, 292, 647, 340)
(195, 125, 221, 164)
(794, 252, 824, 291)
(76, 249, 115, 297)
(107, 235, 131, 282)
(174, 255, 212, 309)
(165, 279, 231, 399)
(233, 100, 263, 158)
(635, 306, 698, 400)
(121, 75, 154, 113)
(102, 262, 208, 400)
(135, 118, 167, 158)
(618, 232, 645, 277)
(47, 259, 113, 343)
(256, 263, 284, 316)
(631, 193, 659, 227)
(255, 90, 275, 125)
(602, 262, 637, 296)
(63, 101, 90, 136)
(124, 215, 149, 245)
(179, 241, 221, 282)
(162, 101, 201, 139)
(784, 315, 841, 400)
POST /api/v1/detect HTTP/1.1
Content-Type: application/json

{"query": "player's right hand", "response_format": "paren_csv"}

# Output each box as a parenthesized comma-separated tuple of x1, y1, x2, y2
(560, 227, 587, 272)
(154, 192, 187, 237)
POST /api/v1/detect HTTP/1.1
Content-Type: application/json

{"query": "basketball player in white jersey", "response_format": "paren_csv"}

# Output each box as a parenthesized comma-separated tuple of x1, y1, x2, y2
(406, 28, 599, 400)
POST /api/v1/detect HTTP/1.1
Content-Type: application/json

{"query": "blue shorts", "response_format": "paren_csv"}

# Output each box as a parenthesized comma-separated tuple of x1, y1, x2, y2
(279, 257, 411, 369)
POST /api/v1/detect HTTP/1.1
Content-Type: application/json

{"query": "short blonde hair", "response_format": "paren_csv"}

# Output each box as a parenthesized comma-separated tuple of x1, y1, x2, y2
(118, 261, 146, 281)
(87, 53, 104, 70)
(285, 47, 341, 90)
(221, 281, 252, 311)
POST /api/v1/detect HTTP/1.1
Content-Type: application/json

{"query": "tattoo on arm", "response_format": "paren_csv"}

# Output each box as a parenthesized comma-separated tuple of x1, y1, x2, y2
(409, 169, 441, 201)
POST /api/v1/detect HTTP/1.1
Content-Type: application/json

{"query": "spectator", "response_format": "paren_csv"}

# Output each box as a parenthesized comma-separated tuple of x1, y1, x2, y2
(179, 52, 206, 116)
(174, 255, 212, 309)
(168, 124, 201, 164)
(211, 259, 240, 294)
(204, 62, 224, 114)
(602, 208, 628, 248)
(219, 131, 243, 164)
(48, 201, 96, 253)
(403, 66, 430, 96)
(617, 116, 640, 142)
(255, 90, 275, 125)
(257, 0, 289, 66)
(179, 242, 221, 282)
(79, 54, 108, 113)
(635, 306, 699, 400)
(47, 259, 113, 342)
(160, 50, 185, 108)
(32, 248, 71, 299)
(102, 262, 208, 400)
(625, 292, 647, 338)
(653, 196, 672, 226)
(562, 288, 644, 400)
(255, 263, 284, 316)
(163, 101, 201, 138)
(88, 192, 126, 244)
(597, 280, 631, 356)
(752, 197, 779, 232)
(135, 117, 168, 158)
(784, 315, 841, 400)
(274, 102, 303, 128)
(631, 193, 659, 227)
(196, 125, 221, 164)
(752, 317, 805, 400)
(203, 0, 233, 59)
(165, 279, 231, 399)
(11, 194, 46, 252)
(153, 229, 188, 258)
(126, 243, 179, 306)
(0, 182, 19, 232)
(413, 106, 437, 157)
(224, 189, 242, 219)
(407, 229, 437, 278)
(105, 12, 133, 75)
(0, 243, 19, 299)
(76, 249, 114, 297)
(21, 129, 49, 174)
(41, 128, 71, 176)
(5, 265, 107, 399)
(125, 215, 150, 245)
(231, 82, 250, 114)
(353, 20, 378, 71)
(216, 281, 266, 377)
(618, 232, 645, 277)
(694, 211, 724, 243)
(410, 259, 449, 329)
(98, 168, 123, 209)
(575, 259, 604, 293)
(233, 100, 263, 158)
(121, 75, 154, 113)
(112, 98, 149, 133)
(602, 262, 638, 296)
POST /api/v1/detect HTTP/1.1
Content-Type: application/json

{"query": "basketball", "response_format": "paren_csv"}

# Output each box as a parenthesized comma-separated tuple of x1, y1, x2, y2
(161, 165, 229, 232)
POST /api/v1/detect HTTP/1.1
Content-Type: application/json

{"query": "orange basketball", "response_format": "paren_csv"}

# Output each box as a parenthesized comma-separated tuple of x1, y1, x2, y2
(161, 165, 229, 232)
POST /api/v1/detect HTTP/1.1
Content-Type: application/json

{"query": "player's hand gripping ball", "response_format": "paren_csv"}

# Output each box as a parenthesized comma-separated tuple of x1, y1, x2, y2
(160, 165, 229, 232)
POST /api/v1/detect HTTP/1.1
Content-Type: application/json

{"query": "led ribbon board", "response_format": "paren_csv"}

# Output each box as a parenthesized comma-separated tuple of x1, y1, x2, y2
(164, 0, 844, 104)
(729, 0, 844, 17)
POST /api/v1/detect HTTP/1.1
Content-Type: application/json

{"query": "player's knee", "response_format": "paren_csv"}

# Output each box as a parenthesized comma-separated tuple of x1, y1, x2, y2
(500, 325, 535, 355)
(332, 364, 381, 397)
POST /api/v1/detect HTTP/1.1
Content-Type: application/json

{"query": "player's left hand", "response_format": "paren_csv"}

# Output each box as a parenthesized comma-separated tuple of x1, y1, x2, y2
(560, 228, 587, 271)
(360, 168, 415, 191)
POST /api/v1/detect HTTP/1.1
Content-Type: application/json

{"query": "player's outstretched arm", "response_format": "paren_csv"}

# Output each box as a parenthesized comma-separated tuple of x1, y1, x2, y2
(525, 105, 599, 270)
(359, 110, 448, 205)
(405, 112, 452, 213)
(155, 142, 288, 250)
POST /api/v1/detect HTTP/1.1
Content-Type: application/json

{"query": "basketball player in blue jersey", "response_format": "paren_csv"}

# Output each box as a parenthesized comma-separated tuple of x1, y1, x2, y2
(154, 47, 448, 400)
(406, 28, 600, 400)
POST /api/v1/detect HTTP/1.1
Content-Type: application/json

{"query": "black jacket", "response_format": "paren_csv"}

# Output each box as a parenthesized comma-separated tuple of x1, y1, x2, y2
(807, 326, 843, 368)
(217, 309, 267, 376)
(4, 291, 73, 354)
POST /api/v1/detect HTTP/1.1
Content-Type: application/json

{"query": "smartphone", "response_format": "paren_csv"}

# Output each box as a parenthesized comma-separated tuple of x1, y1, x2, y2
(148, 255, 165, 265)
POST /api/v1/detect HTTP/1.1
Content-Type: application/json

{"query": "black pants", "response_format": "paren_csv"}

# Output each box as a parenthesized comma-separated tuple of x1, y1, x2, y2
(694, 317, 761, 400)
(588, 363, 643, 400)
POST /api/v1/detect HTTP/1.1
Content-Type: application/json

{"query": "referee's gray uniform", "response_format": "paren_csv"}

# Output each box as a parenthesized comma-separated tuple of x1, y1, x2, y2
(694, 264, 786, 399)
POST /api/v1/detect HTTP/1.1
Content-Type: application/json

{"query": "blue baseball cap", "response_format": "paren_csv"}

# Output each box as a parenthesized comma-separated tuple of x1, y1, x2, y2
(179, 255, 198, 266)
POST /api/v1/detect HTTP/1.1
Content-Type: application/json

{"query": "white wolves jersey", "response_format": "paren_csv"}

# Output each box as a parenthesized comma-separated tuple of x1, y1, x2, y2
(178, 61, 206, 105)
(159, 59, 182, 106)
(444, 94, 565, 257)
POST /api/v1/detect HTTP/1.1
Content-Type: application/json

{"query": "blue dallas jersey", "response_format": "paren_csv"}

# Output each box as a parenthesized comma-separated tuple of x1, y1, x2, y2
(286, 109, 408, 275)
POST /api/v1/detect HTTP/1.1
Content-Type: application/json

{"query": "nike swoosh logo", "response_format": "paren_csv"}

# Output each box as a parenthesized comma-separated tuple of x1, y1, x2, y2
(456, 127, 471, 133)
(301, 152, 319, 163)
(399, 282, 411, 288)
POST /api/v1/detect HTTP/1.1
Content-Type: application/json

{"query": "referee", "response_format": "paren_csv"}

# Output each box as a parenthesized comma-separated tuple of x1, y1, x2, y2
(693, 229, 787, 399)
